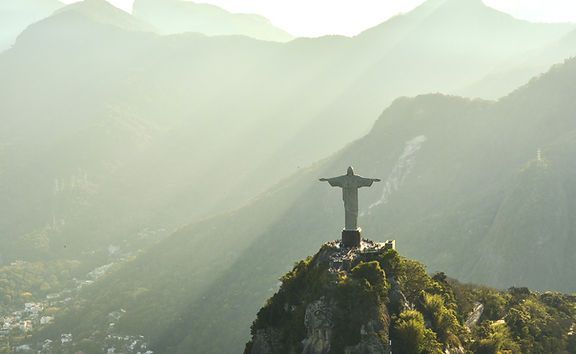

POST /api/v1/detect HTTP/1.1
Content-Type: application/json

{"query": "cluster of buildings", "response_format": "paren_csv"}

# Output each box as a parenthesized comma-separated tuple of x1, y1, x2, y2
(1, 302, 53, 339)
(104, 333, 154, 354)
(0, 259, 109, 350)
(0, 291, 71, 352)
(0, 258, 150, 353)
(0, 244, 162, 353)
(102, 310, 154, 354)
(0, 288, 154, 353)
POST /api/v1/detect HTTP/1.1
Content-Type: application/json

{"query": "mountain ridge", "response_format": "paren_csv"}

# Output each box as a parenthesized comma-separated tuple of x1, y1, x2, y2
(0, 0, 64, 51)
(132, 0, 293, 42)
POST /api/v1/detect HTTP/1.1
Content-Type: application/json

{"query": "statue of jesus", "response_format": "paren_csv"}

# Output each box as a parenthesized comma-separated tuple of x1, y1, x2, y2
(320, 166, 381, 230)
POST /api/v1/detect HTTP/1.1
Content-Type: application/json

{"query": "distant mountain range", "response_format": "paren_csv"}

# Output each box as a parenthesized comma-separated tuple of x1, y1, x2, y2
(0, 0, 294, 55)
(2, 0, 574, 263)
(132, 0, 293, 42)
(458, 25, 576, 99)
(3, 0, 576, 352)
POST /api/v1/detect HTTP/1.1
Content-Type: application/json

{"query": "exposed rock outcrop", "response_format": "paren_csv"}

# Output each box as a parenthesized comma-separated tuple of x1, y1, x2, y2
(344, 320, 389, 354)
(464, 302, 484, 329)
(302, 297, 334, 354)
(246, 239, 392, 354)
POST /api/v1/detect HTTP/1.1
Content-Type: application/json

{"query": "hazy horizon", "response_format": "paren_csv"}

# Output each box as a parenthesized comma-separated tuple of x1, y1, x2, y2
(61, 0, 576, 37)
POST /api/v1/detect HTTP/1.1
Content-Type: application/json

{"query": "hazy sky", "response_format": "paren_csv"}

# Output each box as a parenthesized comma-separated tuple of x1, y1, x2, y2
(62, 0, 576, 37)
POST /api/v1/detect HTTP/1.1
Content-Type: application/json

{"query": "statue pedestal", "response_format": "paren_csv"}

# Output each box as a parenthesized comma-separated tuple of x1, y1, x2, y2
(342, 229, 361, 248)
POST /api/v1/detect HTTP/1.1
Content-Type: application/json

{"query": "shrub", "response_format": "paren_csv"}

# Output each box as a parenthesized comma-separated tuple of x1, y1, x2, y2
(392, 310, 442, 354)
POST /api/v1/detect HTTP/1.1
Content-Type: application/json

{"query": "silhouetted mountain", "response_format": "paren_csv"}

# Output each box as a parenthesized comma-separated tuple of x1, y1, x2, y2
(35, 56, 576, 353)
(132, 0, 293, 42)
(23, 0, 154, 38)
(350, 0, 573, 102)
(0, 0, 158, 261)
(0, 0, 63, 51)
(459, 24, 576, 99)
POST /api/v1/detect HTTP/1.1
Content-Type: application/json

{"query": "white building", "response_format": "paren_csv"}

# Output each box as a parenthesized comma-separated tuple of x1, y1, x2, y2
(40, 316, 54, 325)
(61, 333, 73, 344)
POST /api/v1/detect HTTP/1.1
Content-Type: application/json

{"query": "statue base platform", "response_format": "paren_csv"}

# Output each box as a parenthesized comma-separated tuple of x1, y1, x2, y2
(342, 229, 361, 248)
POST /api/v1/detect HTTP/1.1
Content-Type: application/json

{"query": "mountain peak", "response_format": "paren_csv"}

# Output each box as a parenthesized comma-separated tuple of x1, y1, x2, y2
(132, 0, 292, 42)
(245, 237, 576, 354)
(12, 0, 153, 48)
(56, 0, 118, 13)
(33, 0, 152, 33)
(409, 0, 488, 17)
(245, 239, 398, 354)
(0, 0, 64, 50)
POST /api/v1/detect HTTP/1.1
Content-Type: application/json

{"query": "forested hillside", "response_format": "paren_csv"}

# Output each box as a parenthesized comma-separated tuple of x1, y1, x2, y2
(246, 243, 576, 353)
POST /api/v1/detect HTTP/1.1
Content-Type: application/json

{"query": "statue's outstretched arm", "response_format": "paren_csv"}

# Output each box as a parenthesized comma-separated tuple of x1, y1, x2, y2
(356, 176, 381, 188)
(319, 176, 344, 187)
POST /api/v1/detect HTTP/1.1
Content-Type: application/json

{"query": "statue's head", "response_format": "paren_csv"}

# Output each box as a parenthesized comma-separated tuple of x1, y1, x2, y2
(347, 166, 354, 175)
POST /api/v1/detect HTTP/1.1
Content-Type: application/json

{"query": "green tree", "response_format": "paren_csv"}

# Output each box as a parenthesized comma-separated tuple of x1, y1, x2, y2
(350, 261, 388, 296)
(392, 310, 442, 354)
(422, 293, 459, 343)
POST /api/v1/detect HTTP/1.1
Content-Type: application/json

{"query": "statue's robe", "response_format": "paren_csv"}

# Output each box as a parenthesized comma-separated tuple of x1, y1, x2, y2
(324, 174, 377, 230)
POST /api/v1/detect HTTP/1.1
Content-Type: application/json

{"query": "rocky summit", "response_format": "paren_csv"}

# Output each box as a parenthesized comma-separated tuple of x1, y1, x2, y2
(245, 239, 395, 354)
(245, 239, 576, 354)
